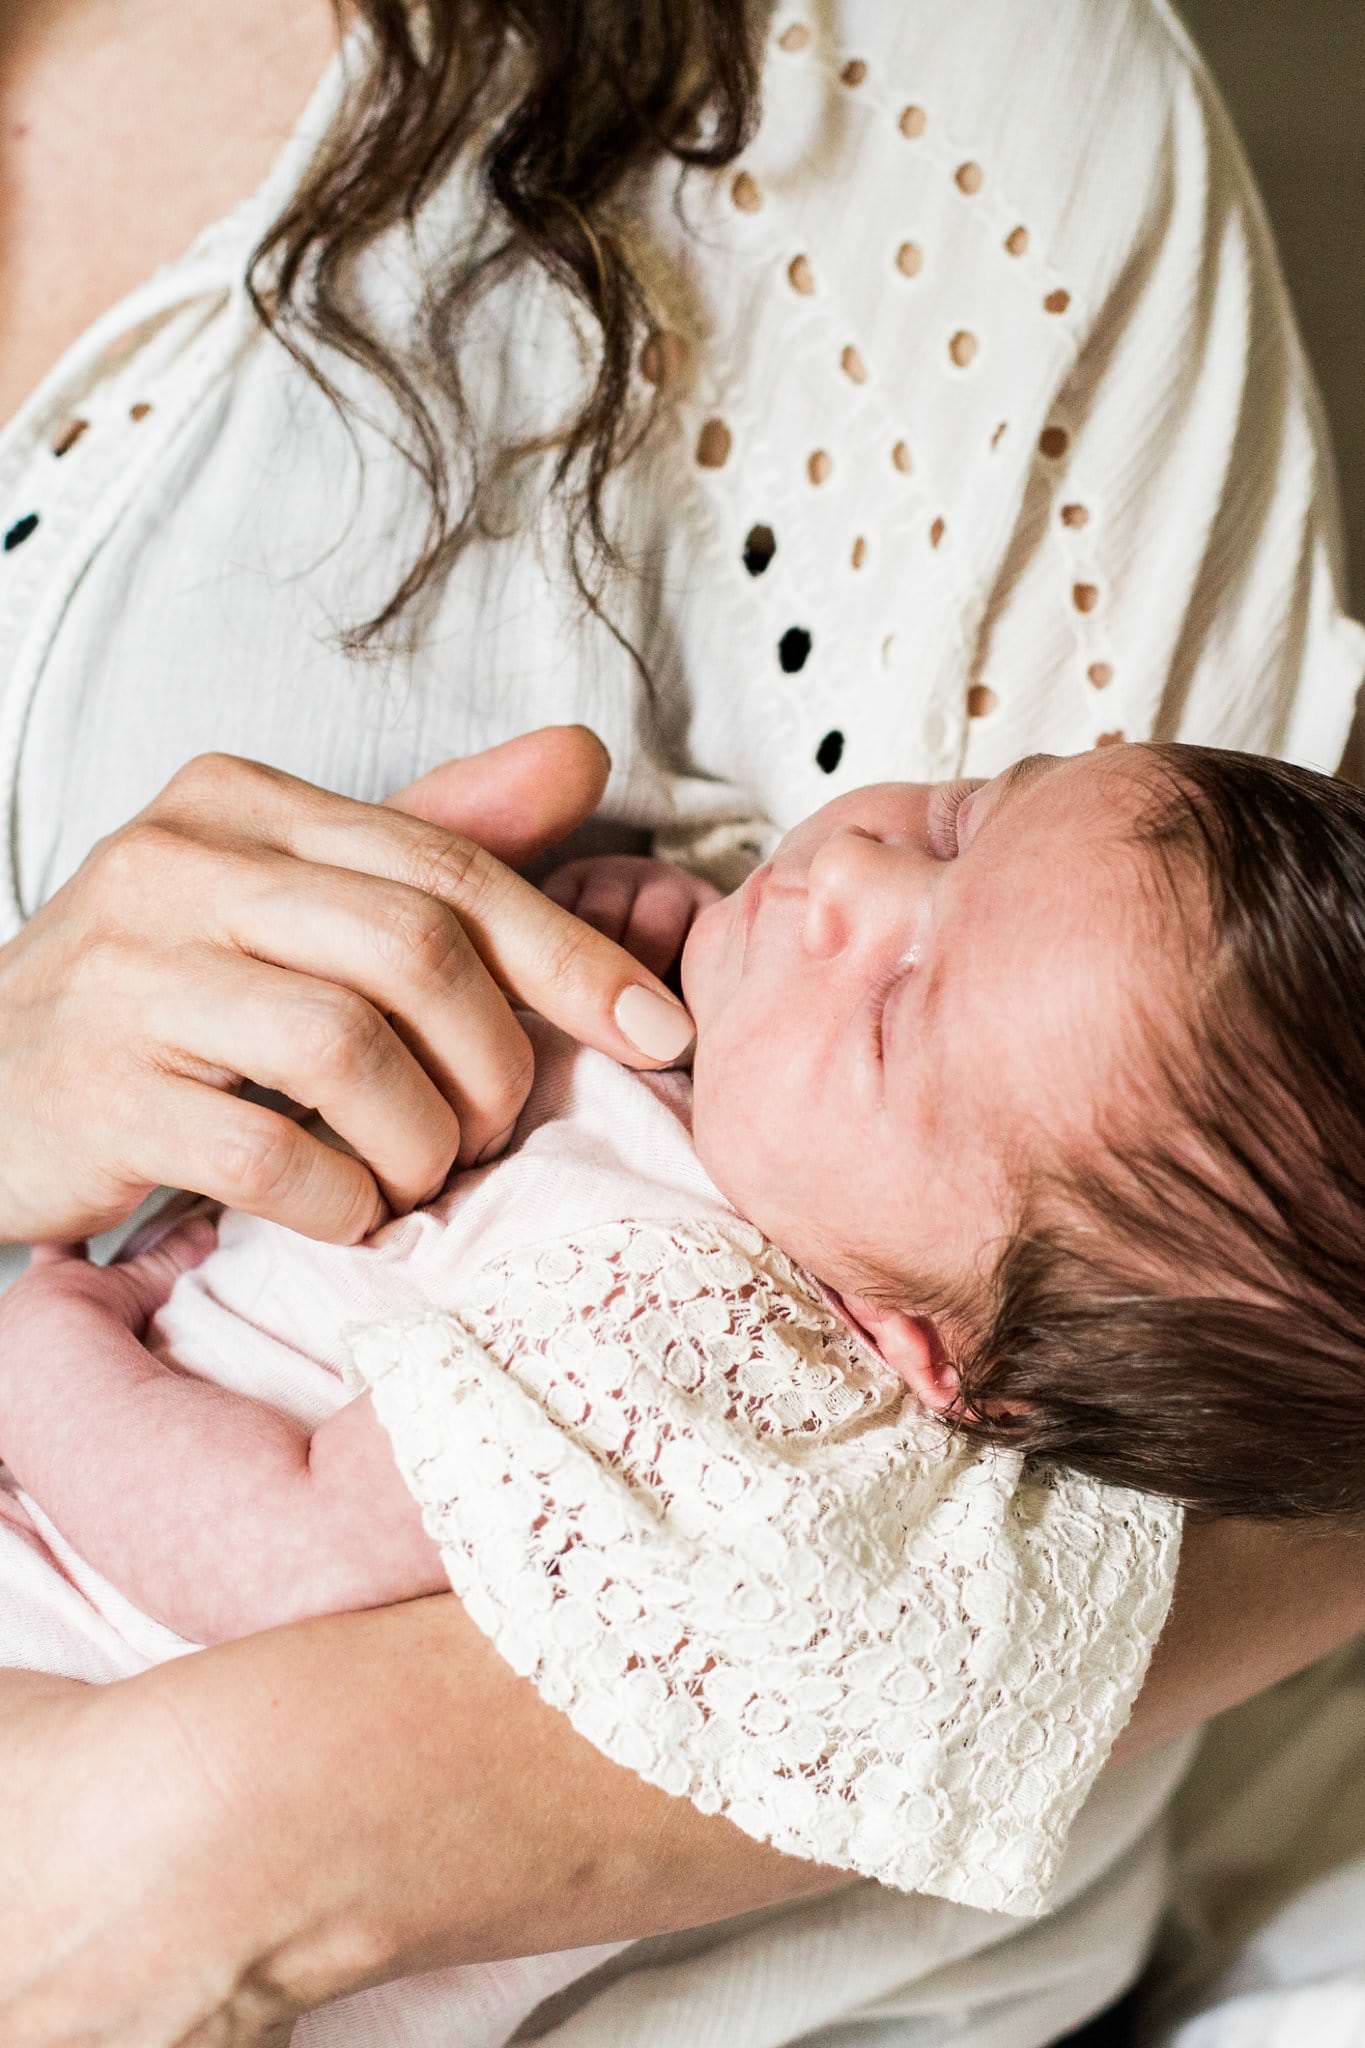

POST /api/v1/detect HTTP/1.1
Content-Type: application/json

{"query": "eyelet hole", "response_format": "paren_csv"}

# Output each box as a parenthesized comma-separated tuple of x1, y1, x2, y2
(697, 419, 732, 468)
(744, 524, 777, 575)
(780, 627, 813, 674)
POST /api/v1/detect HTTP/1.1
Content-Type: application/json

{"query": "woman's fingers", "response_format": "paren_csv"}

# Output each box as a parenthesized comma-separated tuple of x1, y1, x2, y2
(0, 730, 691, 1249)
(128, 948, 467, 1232)
(158, 753, 695, 1073)
(212, 855, 532, 1172)
(160, 755, 696, 1069)
(125, 1072, 391, 1246)
(448, 860, 697, 1063)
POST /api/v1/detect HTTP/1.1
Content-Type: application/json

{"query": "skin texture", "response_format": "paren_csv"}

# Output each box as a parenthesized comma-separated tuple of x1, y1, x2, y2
(0, 1225, 449, 1644)
(0, 854, 717, 1645)
(0, 0, 339, 426)
(682, 744, 1186, 1401)
(4, 736, 1363, 2048)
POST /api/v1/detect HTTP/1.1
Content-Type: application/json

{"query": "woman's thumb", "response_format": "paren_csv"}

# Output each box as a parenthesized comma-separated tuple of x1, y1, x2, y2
(382, 726, 611, 867)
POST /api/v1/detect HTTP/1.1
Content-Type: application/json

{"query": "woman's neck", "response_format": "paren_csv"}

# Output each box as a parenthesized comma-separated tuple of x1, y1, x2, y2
(0, 0, 340, 428)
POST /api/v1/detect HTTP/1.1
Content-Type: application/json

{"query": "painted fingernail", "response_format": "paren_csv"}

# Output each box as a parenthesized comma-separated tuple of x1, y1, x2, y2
(474, 1125, 517, 1168)
(614, 985, 696, 1062)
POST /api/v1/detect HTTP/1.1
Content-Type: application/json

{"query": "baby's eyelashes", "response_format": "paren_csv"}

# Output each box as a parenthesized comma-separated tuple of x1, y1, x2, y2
(929, 780, 984, 859)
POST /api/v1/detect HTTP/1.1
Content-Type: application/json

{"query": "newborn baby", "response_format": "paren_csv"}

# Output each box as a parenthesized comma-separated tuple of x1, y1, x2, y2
(2, 739, 1362, 1955)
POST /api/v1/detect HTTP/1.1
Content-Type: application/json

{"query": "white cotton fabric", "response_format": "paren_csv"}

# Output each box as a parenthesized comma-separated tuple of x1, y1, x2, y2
(0, 0, 1362, 2041)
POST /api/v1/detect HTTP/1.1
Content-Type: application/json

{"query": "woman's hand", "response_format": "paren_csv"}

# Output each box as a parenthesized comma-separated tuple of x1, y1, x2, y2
(541, 854, 722, 982)
(0, 727, 696, 1249)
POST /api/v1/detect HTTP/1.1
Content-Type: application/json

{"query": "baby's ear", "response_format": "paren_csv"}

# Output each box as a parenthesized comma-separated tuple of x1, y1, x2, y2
(837, 1290, 962, 1411)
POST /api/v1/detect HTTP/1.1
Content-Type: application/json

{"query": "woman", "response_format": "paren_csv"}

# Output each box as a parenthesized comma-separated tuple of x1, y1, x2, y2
(2, 0, 1363, 2041)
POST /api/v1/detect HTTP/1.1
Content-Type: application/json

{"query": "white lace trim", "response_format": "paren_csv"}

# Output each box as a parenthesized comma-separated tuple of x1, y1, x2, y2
(342, 1217, 1181, 1918)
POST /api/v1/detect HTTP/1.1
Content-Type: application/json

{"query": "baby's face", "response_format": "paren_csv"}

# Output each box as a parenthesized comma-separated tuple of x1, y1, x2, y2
(681, 745, 1185, 1328)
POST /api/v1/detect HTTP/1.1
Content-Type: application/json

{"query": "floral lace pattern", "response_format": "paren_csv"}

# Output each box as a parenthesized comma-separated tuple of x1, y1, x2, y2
(342, 1216, 1181, 1918)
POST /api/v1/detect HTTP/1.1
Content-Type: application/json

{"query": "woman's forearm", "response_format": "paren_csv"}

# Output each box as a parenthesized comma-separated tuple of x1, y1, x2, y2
(13, 1517, 1364, 2030)
(148, 1525, 1365, 2009)
(127, 1593, 851, 2010)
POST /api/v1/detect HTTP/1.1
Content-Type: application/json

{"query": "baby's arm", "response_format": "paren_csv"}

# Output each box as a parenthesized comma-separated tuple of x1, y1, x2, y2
(0, 1223, 446, 1644)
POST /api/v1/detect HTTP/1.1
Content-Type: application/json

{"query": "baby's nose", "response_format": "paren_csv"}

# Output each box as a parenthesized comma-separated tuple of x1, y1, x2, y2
(802, 829, 903, 959)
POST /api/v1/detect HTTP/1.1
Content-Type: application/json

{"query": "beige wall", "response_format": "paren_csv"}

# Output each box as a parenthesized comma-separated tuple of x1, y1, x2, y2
(1177, 0, 1365, 614)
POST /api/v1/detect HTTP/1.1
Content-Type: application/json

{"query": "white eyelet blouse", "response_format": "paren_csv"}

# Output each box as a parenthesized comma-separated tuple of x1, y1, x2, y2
(0, 1, 1360, 2043)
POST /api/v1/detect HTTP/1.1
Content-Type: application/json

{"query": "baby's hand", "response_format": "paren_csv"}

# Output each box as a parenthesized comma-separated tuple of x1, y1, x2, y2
(542, 856, 722, 983)
(12, 1216, 220, 1340)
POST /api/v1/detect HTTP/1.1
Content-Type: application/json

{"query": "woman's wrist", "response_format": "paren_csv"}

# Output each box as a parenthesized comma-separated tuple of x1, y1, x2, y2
(111, 1657, 394, 2014)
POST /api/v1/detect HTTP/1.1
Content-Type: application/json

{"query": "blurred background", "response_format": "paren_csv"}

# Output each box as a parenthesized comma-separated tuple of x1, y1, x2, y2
(1178, 0, 1365, 613)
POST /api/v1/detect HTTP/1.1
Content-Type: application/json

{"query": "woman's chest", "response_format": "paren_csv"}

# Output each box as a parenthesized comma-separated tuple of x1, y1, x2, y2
(0, 0, 338, 432)
(0, 6, 1107, 933)
(0, 330, 983, 939)
(0, 352, 668, 927)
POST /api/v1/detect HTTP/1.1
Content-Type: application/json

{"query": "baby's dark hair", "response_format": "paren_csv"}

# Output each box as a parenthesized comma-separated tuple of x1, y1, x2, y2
(951, 741, 1365, 1523)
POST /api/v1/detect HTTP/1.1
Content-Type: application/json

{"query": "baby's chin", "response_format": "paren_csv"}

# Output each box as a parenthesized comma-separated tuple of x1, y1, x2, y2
(678, 895, 728, 1030)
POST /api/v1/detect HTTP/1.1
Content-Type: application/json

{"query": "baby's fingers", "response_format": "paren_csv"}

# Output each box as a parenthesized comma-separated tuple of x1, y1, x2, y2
(624, 874, 718, 983)
(27, 1241, 90, 1269)
(542, 861, 637, 945)
(101, 1215, 221, 1331)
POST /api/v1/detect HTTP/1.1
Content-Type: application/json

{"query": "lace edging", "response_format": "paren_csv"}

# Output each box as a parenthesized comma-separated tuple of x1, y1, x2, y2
(341, 1220, 1181, 1918)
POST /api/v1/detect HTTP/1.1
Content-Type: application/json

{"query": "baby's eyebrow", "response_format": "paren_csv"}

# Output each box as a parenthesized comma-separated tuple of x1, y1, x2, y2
(963, 751, 1056, 846)
(996, 752, 1055, 805)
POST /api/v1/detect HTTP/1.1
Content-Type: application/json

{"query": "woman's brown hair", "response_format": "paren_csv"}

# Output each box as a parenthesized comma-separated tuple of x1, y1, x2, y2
(247, 0, 764, 654)
(954, 744, 1365, 1524)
